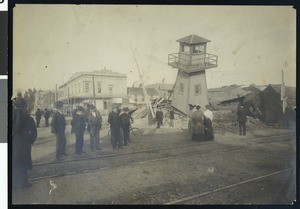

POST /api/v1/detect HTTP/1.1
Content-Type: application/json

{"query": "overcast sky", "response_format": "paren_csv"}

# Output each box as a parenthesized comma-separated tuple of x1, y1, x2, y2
(13, 5, 296, 93)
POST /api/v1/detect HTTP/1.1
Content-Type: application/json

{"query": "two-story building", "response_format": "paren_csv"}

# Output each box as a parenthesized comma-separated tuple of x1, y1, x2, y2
(57, 69, 127, 115)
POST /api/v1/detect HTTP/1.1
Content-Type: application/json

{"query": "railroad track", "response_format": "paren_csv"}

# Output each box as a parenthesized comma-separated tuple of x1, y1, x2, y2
(163, 167, 295, 205)
(28, 133, 294, 182)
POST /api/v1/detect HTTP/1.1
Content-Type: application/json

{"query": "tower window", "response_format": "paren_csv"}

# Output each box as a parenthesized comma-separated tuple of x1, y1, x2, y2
(109, 85, 113, 94)
(84, 82, 89, 93)
(179, 83, 184, 93)
(195, 84, 201, 95)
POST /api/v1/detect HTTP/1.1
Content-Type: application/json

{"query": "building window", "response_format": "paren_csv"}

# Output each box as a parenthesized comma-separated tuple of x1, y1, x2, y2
(109, 85, 113, 94)
(97, 83, 102, 93)
(134, 95, 137, 102)
(78, 83, 80, 93)
(142, 97, 145, 102)
(84, 82, 89, 93)
(104, 101, 108, 109)
(179, 83, 184, 93)
(195, 84, 201, 95)
(74, 84, 77, 94)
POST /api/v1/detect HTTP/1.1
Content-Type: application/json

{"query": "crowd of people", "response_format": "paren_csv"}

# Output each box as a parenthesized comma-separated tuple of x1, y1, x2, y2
(12, 92, 248, 189)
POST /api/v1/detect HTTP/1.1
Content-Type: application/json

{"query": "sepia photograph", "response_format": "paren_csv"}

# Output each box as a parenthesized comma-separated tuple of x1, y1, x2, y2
(12, 4, 296, 204)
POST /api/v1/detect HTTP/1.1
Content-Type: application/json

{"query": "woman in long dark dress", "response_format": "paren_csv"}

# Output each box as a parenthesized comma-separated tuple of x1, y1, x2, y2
(12, 98, 37, 189)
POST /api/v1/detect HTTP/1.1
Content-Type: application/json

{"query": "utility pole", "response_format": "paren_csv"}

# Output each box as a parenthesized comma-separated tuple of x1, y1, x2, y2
(130, 43, 155, 118)
(92, 74, 96, 106)
(281, 69, 287, 114)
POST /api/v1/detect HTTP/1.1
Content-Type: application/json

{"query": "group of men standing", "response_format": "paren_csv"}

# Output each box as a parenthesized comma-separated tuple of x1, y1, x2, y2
(108, 106, 132, 149)
(35, 108, 51, 128)
(51, 101, 103, 159)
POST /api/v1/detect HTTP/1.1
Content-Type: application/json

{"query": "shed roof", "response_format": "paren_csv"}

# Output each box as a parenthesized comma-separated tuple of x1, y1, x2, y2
(177, 34, 210, 44)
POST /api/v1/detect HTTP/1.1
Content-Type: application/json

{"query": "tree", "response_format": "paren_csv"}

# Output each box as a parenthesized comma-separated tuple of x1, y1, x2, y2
(23, 88, 37, 113)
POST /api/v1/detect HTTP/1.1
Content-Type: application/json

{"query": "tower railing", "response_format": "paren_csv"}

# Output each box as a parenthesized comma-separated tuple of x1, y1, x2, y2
(168, 52, 218, 72)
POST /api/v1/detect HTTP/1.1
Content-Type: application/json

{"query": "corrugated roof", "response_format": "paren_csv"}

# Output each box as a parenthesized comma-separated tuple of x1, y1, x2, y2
(127, 87, 159, 96)
(177, 34, 210, 44)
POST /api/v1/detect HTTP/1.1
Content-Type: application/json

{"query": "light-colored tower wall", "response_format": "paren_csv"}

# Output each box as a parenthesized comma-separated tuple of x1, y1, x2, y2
(172, 71, 209, 114)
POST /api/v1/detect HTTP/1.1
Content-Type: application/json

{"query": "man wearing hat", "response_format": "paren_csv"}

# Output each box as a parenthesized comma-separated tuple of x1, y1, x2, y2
(71, 106, 86, 154)
(51, 101, 67, 160)
(12, 97, 37, 188)
(108, 105, 123, 149)
(87, 104, 102, 151)
(237, 104, 247, 135)
(120, 107, 131, 146)
(156, 107, 164, 128)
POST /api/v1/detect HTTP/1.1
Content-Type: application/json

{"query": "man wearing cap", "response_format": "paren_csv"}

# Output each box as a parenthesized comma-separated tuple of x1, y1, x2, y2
(108, 105, 123, 149)
(71, 106, 86, 154)
(191, 105, 205, 141)
(51, 101, 67, 160)
(120, 107, 131, 146)
(237, 104, 247, 135)
(12, 96, 37, 188)
(87, 104, 102, 151)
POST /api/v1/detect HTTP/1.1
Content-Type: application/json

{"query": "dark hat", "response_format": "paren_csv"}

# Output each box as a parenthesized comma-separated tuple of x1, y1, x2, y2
(111, 104, 119, 109)
(55, 101, 64, 108)
(196, 105, 201, 110)
(87, 104, 95, 109)
(13, 98, 27, 109)
(123, 107, 129, 112)
(77, 106, 85, 112)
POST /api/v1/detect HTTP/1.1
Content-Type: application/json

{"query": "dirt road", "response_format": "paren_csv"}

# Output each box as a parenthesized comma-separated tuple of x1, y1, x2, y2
(12, 123, 296, 205)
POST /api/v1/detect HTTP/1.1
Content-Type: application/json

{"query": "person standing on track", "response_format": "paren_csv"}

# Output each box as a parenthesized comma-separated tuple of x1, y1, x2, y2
(120, 107, 131, 146)
(12, 97, 37, 189)
(71, 106, 86, 155)
(35, 108, 42, 128)
(44, 108, 51, 127)
(87, 104, 102, 151)
(169, 108, 175, 127)
(156, 107, 163, 128)
(51, 101, 67, 160)
(237, 104, 247, 135)
(108, 105, 123, 150)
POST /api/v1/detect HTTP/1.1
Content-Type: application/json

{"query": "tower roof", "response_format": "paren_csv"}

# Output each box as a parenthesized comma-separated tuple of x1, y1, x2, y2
(176, 34, 210, 44)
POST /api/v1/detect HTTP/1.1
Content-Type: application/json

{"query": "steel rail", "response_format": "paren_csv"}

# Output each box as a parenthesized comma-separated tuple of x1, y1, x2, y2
(32, 132, 293, 167)
(164, 167, 294, 205)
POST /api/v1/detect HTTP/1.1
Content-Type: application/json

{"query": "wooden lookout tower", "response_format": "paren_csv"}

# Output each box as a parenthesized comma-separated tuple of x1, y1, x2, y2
(168, 34, 218, 114)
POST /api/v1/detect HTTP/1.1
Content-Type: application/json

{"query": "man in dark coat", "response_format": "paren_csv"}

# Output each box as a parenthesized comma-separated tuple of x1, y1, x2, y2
(120, 107, 131, 146)
(237, 104, 247, 135)
(108, 105, 123, 150)
(12, 97, 37, 189)
(44, 108, 51, 127)
(71, 106, 86, 154)
(169, 108, 175, 127)
(87, 104, 102, 151)
(35, 108, 42, 127)
(51, 101, 67, 160)
(156, 107, 163, 128)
